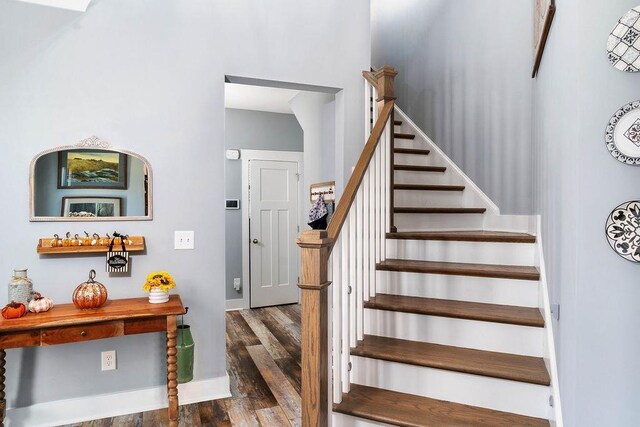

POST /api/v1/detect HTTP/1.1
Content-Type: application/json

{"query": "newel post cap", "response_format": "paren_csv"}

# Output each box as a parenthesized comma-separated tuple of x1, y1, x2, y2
(296, 230, 332, 248)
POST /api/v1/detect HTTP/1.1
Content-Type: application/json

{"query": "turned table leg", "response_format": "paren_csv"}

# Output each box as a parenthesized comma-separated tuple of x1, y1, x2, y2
(167, 316, 178, 427)
(0, 349, 5, 427)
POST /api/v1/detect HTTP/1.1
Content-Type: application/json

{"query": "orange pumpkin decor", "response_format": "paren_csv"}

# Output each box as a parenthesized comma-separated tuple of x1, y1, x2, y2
(2, 301, 27, 319)
(72, 270, 108, 309)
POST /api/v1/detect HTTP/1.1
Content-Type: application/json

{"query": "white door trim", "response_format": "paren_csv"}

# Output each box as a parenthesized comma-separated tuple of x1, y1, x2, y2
(240, 149, 304, 310)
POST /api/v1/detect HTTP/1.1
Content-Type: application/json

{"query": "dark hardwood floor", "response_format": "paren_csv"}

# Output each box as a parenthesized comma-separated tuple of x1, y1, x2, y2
(62, 304, 302, 427)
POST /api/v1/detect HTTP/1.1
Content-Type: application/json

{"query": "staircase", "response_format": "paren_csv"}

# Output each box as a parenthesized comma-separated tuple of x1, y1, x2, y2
(297, 67, 562, 427)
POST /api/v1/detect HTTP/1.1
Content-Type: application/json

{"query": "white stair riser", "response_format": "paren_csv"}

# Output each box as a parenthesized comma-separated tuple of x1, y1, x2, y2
(376, 271, 539, 307)
(332, 412, 388, 427)
(393, 153, 438, 167)
(394, 137, 424, 150)
(386, 239, 536, 266)
(394, 189, 471, 207)
(395, 212, 485, 231)
(350, 356, 551, 420)
(364, 309, 544, 357)
(394, 170, 461, 185)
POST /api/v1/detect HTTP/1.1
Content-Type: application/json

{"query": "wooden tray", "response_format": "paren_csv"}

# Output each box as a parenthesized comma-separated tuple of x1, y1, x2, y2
(37, 236, 145, 255)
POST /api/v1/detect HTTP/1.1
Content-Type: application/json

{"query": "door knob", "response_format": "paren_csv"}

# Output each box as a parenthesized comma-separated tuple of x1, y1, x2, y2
(252, 239, 259, 244)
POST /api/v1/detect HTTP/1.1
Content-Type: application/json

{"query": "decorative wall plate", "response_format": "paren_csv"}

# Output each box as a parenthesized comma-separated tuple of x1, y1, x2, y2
(607, 6, 640, 72)
(606, 200, 640, 262)
(605, 101, 640, 164)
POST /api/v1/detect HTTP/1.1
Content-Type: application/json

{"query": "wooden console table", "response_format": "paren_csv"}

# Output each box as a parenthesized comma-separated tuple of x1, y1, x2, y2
(0, 295, 185, 427)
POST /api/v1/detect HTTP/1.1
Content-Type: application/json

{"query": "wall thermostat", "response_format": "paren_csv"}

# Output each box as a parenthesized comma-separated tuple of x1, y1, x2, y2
(226, 149, 240, 160)
(226, 199, 240, 209)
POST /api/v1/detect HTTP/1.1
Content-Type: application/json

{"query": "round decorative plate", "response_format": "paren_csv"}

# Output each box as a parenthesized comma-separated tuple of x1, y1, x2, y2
(606, 200, 640, 262)
(606, 6, 640, 72)
(605, 101, 640, 164)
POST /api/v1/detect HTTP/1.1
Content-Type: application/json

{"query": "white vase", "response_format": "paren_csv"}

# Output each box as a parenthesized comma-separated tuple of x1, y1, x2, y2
(148, 288, 169, 304)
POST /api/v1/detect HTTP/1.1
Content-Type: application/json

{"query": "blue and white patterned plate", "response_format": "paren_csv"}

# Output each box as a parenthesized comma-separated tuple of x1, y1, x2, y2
(607, 6, 640, 72)
(605, 101, 640, 165)
(606, 201, 640, 262)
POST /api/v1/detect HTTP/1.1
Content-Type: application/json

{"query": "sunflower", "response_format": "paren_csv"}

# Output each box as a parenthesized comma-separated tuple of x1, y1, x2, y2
(143, 271, 176, 293)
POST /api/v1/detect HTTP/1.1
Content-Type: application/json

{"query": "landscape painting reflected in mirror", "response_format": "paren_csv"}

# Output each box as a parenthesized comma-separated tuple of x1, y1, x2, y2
(58, 150, 127, 189)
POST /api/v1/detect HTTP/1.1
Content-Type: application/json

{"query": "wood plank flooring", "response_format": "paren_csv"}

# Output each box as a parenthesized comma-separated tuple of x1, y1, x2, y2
(61, 304, 301, 427)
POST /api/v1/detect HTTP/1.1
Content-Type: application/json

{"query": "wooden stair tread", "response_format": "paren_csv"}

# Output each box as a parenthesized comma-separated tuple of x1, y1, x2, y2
(371, 119, 403, 125)
(394, 184, 465, 191)
(394, 207, 487, 214)
(333, 384, 550, 427)
(395, 133, 416, 140)
(352, 335, 550, 385)
(386, 230, 536, 243)
(394, 165, 446, 172)
(365, 294, 544, 327)
(394, 148, 430, 155)
(377, 258, 540, 280)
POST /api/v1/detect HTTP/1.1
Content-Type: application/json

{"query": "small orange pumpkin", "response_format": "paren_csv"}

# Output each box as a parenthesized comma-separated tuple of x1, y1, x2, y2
(2, 301, 27, 319)
(72, 270, 108, 309)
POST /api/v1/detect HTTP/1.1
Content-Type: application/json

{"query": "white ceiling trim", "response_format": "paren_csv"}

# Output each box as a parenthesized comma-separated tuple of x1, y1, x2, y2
(15, 0, 91, 12)
(225, 84, 299, 115)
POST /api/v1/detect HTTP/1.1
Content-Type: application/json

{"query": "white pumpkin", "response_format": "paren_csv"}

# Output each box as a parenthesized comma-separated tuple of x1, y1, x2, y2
(28, 292, 54, 313)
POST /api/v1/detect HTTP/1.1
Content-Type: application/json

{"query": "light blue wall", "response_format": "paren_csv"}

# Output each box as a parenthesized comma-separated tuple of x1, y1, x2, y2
(0, 0, 370, 414)
(534, 1, 640, 425)
(224, 108, 303, 301)
(371, 0, 534, 214)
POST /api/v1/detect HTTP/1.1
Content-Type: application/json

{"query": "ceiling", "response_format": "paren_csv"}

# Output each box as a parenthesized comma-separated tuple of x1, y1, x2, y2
(224, 84, 300, 115)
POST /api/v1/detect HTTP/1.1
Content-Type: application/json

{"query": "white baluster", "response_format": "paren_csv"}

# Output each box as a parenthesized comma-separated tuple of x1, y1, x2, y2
(363, 168, 370, 303)
(380, 129, 387, 263)
(365, 80, 371, 138)
(356, 185, 364, 342)
(385, 120, 392, 234)
(340, 221, 350, 394)
(369, 153, 377, 298)
(375, 147, 381, 264)
(331, 236, 342, 404)
(348, 207, 357, 348)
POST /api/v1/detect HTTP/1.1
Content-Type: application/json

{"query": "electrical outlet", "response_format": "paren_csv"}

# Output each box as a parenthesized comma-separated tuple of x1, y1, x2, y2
(233, 277, 241, 291)
(174, 231, 195, 250)
(101, 350, 116, 371)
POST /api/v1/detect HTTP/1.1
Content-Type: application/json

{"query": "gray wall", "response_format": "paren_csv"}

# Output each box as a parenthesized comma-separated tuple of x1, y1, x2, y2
(224, 108, 303, 301)
(34, 153, 146, 217)
(533, 1, 640, 425)
(371, 0, 534, 214)
(0, 0, 369, 413)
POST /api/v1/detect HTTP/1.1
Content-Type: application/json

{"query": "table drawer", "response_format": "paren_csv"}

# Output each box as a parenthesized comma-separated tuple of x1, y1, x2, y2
(41, 321, 124, 345)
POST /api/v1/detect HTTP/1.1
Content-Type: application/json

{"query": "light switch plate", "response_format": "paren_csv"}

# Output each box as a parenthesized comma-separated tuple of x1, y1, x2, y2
(233, 277, 241, 291)
(175, 231, 195, 250)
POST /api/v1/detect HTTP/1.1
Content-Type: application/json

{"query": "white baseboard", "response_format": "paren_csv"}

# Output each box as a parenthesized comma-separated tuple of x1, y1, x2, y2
(6, 374, 231, 427)
(226, 298, 247, 311)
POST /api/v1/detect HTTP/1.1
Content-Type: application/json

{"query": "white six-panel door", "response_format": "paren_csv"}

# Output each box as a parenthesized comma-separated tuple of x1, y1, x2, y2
(249, 159, 300, 308)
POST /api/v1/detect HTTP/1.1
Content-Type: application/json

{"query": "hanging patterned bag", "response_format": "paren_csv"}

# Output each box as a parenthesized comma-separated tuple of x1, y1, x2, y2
(106, 233, 129, 273)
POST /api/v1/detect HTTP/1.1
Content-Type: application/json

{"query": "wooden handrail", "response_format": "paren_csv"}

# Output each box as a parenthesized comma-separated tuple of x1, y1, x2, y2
(297, 66, 397, 427)
(326, 101, 394, 247)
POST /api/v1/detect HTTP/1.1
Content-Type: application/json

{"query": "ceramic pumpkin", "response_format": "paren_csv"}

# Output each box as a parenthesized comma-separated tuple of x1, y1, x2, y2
(28, 292, 54, 313)
(72, 270, 108, 309)
(2, 301, 27, 319)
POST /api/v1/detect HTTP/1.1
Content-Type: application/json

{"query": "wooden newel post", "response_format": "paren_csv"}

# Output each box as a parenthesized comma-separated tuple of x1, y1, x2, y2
(374, 66, 398, 232)
(297, 230, 332, 427)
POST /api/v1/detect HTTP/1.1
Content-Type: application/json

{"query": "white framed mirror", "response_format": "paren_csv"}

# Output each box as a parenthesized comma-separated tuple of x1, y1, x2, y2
(29, 136, 153, 222)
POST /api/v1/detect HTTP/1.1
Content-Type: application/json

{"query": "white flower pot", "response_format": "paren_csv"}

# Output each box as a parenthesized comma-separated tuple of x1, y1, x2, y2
(148, 288, 169, 304)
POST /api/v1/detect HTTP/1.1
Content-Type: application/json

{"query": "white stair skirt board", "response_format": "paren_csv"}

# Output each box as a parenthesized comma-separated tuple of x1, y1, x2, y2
(394, 106, 500, 215)
(376, 271, 539, 308)
(332, 412, 389, 427)
(395, 212, 486, 231)
(6, 375, 231, 427)
(386, 240, 536, 266)
(365, 309, 544, 357)
(350, 357, 551, 420)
